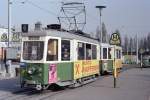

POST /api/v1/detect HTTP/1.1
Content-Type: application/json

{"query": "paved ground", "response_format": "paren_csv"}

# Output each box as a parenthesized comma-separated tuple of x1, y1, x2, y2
(0, 65, 149, 100)
(52, 67, 150, 100)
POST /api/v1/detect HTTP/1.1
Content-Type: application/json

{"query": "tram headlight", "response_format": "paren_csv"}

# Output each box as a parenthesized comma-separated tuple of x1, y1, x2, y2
(28, 70, 33, 74)
(27, 67, 36, 75)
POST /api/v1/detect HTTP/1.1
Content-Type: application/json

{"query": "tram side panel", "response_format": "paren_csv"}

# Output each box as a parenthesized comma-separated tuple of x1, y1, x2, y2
(114, 46, 123, 70)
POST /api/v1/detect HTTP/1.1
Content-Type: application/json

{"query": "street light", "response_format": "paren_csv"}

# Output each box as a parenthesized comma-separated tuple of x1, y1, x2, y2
(8, 0, 12, 47)
(95, 5, 106, 43)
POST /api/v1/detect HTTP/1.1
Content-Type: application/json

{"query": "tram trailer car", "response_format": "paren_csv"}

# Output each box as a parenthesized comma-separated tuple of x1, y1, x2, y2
(100, 44, 122, 75)
(20, 26, 122, 90)
(142, 55, 150, 67)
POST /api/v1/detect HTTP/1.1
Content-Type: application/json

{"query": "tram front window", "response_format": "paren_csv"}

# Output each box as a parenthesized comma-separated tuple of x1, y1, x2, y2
(23, 41, 44, 60)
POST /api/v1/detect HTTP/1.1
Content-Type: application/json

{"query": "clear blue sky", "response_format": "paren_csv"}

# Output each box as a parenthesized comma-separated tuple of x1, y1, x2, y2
(0, 0, 150, 38)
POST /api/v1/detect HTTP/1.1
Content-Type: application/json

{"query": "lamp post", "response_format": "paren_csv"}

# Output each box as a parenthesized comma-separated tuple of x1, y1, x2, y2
(8, 0, 12, 47)
(136, 34, 139, 64)
(96, 5, 106, 43)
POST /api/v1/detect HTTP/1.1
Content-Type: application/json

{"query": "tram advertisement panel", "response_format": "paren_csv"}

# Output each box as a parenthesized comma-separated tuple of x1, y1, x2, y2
(82, 60, 99, 77)
(49, 64, 57, 83)
(74, 60, 99, 79)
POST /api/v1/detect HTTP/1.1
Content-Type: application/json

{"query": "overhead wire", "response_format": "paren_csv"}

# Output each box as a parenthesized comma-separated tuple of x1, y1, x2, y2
(24, 0, 58, 17)
(12, 0, 99, 31)
(22, 0, 70, 26)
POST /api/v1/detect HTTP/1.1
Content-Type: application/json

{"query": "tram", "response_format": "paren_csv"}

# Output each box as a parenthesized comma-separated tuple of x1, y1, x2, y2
(142, 55, 150, 67)
(100, 44, 122, 74)
(20, 24, 122, 90)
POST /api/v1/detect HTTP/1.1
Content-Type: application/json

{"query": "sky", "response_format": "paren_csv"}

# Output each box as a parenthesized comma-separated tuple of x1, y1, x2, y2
(0, 0, 150, 39)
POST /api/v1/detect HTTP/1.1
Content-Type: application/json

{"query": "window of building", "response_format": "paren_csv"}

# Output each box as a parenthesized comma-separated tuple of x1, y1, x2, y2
(92, 45, 97, 59)
(47, 39, 58, 61)
(78, 42, 85, 60)
(86, 44, 92, 60)
(61, 40, 70, 61)
(103, 48, 107, 59)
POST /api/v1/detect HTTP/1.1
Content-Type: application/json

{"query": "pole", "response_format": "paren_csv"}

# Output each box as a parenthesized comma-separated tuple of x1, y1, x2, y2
(8, 0, 11, 47)
(140, 53, 142, 70)
(98, 8, 102, 43)
(96, 6, 106, 43)
(136, 34, 139, 64)
(113, 46, 117, 88)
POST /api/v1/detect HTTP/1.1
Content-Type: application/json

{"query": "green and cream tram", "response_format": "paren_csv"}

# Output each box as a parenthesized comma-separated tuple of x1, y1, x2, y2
(100, 44, 122, 75)
(20, 25, 122, 90)
(20, 28, 101, 90)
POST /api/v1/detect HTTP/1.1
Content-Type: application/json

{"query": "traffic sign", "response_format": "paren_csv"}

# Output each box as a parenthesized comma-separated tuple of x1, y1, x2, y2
(1, 33, 8, 42)
(109, 33, 121, 45)
(139, 48, 144, 54)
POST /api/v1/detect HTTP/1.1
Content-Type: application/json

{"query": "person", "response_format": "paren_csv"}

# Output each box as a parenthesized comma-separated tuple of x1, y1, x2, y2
(4, 50, 8, 73)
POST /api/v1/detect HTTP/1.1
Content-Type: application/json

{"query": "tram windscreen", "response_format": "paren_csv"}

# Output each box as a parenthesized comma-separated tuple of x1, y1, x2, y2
(23, 41, 44, 60)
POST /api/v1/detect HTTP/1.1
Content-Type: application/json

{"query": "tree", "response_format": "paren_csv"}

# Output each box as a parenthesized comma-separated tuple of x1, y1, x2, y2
(133, 35, 137, 52)
(147, 32, 150, 51)
(139, 38, 144, 49)
(143, 37, 147, 51)
(123, 35, 129, 53)
(115, 29, 122, 46)
(129, 37, 133, 52)
(101, 22, 107, 43)
(96, 26, 100, 41)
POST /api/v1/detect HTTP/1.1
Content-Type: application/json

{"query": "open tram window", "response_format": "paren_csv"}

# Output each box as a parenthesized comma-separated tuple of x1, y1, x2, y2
(86, 43, 92, 60)
(61, 40, 70, 61)
(47, 39, 58, 61)
(78, 42, 85, 60)
(92, 45, 97, 59)
(103, 48, 107, 59)
(23, 41, 44, 60)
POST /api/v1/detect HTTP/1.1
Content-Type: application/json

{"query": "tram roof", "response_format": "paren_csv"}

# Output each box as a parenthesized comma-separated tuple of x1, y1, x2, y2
(22, 29, 100, 44)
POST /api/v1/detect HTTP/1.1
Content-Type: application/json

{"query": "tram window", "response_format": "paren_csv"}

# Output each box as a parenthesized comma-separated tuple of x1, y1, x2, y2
(47, 39, 58, 61)
(116, 50, 118, 59)
(23, 41, 44, 60)
(103, 48, 107, 59)
(116, 49, 120, 59)
(92, 45, 97, 59)
(118, 50, 121, 59)
(78, 42, 85, 60)
(108, 48, 112, 59)
(61, 40, 70, 61)
(86, 44, 92, 60)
